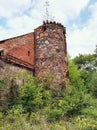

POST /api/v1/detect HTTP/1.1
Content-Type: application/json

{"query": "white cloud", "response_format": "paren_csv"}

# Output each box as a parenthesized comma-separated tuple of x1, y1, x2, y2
(0, 0, 90, 32)
(0, 0, 97, 58)
(67, 1, 97, 58)
(49, 0, 89, 23)
(0, 0, 32, 18)
(0, 15, 41, 40)
(29, 0, 89, 24)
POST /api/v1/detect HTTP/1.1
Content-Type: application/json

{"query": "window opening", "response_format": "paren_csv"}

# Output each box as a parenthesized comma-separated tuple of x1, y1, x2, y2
(28, 51, 30, 56)
(0, 50, 4, 57)
(42, 26, 47, 32)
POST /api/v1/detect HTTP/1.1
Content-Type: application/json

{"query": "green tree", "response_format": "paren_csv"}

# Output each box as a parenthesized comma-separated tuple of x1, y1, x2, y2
(73, 54, 96, 72)
(69, 60, 85, 89)
(19, 75, 43, 114)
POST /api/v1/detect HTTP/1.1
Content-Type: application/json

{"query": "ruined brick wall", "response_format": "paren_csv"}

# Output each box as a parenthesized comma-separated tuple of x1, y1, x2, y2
(0, 60, 33, 87)
(0, 60, 32, 80)
(0, 32, 35, 81)
(34, 21, 68, 90)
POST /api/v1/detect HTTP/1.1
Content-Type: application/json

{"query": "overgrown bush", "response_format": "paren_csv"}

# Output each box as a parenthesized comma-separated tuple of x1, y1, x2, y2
(15, 64, 88, 121)
(1, 53, 97, 129)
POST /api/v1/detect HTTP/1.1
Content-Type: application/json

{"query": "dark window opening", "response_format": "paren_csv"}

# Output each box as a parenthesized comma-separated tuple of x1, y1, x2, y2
(63, 30, 65, 35)
(33, 69, 35, 76)
(28, 51, 30, 56)
(42, 26, 47, 32)
(66, 71, 69, 78)
(0, 50, 4, 57)
(56, 48, 60, 53)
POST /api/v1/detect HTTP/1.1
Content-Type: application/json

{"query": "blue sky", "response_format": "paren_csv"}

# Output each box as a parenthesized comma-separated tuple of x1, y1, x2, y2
(0, 0, 97, 58)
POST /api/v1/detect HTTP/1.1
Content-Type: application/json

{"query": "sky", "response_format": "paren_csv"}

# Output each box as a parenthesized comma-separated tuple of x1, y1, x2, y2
(0, 0, 97, 58)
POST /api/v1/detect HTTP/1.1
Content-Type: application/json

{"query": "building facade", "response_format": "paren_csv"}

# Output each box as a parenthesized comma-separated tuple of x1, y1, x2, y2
(0, 21, 68, 89)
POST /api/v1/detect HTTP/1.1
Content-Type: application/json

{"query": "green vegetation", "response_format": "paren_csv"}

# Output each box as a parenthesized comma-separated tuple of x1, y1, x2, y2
(0, 46, 97, 130)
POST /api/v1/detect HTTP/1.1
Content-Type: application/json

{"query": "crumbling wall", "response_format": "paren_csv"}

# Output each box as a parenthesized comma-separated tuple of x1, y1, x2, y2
(0, 60, 33, 82)
(34, 21, 68, 90)
(0, 22, 69, 89)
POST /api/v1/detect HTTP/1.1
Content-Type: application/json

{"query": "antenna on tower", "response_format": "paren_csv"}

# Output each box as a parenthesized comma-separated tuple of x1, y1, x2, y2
(44, 0, 54, 21)
(45, 0, 49, 20)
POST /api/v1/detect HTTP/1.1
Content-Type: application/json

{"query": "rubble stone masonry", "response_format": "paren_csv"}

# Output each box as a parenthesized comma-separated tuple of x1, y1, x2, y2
(34, 22, 68, 89)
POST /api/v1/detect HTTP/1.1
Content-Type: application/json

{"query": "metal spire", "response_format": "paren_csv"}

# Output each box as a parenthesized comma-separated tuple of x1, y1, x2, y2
(44, 0, 54, 21)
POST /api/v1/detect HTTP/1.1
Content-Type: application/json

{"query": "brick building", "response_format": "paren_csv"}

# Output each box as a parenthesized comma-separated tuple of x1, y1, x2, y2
(0, 21, 68, 89)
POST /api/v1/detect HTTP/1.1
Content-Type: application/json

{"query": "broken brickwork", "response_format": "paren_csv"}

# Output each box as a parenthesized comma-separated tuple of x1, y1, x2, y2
(34, 21, 68, 89)
(0, 60, 32, 86)
(0, 60, 23, 80)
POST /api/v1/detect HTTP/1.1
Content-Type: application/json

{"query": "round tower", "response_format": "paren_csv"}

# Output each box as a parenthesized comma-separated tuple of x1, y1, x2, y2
(34, 21, 68, 90)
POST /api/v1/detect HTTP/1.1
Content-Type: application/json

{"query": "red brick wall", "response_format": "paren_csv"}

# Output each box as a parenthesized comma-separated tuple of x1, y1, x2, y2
(0, 33, 34, 69)
(7, 42, 34, 69)
(0, 33, 34, 55)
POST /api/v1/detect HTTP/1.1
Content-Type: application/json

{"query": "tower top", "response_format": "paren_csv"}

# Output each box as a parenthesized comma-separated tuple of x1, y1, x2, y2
(35, 20, 66, 33)
(43, 20, 65, 28)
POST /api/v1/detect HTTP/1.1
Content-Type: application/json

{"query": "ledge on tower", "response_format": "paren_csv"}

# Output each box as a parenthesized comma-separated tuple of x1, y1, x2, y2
(43, 20, 65, 28)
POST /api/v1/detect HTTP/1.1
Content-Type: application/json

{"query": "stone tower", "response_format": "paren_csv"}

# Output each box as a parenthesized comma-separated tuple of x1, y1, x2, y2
(34, 21, 68, 90)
